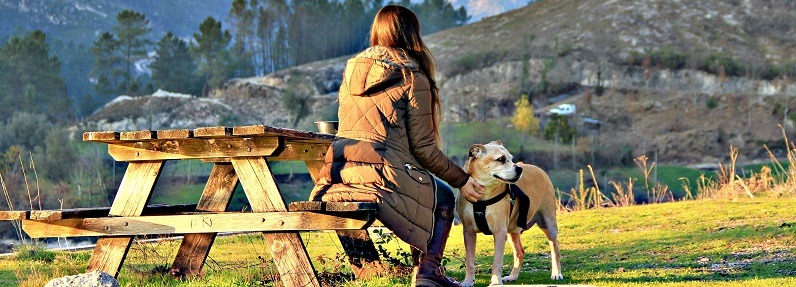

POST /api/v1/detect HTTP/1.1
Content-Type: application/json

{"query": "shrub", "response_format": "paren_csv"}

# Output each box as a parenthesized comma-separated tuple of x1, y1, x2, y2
(444, 50, 507, 77)
(698, 51, 745, 77)
(543, 114, 577, 144)
(650, 47, 688, 70)
(761, 60, 796, 81)
(14, 244, 56, 263)
(706, 97, 718, 109)
(627, 47, 688, 70)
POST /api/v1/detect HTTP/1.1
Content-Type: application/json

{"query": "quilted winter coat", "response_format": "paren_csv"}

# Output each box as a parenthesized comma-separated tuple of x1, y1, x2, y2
(310, 46, 469, 252)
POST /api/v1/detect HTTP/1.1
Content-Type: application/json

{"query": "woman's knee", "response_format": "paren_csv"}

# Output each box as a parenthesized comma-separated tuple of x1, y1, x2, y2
(435, 178, 456, 209)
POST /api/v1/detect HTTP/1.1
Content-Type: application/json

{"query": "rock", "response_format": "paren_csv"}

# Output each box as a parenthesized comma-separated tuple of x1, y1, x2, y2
(44, 271, 119, 287)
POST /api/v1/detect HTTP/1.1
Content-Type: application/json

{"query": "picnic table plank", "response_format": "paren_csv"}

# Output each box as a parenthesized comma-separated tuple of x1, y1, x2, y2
(288, 201, 378, 212)
(193, 126, 232, 138)
(157, 129, 193, 140)
(0, 211, 27, 220)
(120, 130, 156, 141)
(106, 137, 280, 161)
(171, 163, 238, 277)
(232, 156, 320, 287)
(22, 211, 373, 237)
(233, 125, 335, 142)
(28, 204, 198, 221)
(83, 131, 121, 143)
(86, 160, 164, 277)
(269, 142, 329, 162)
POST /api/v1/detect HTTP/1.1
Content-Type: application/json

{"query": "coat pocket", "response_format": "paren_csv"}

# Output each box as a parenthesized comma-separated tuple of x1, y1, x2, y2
(404, 163, 431, 184)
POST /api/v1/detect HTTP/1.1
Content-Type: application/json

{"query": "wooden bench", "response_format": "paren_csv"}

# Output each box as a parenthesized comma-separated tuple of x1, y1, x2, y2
(0, 125, 391, 287)
(0, 201, 387, 279)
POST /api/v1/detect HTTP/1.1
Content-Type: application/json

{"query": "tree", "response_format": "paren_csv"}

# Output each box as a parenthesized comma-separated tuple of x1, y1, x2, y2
(89, 32, 123, 99)
(113, 10, 152, 95)
(0, 30, 72, 122)
(543, 114, 577, 144)
(512, 94, 539, 143)
(151, 32, 201, 95)
(191, 17, 232, 96)
(229, 0, 256, 77)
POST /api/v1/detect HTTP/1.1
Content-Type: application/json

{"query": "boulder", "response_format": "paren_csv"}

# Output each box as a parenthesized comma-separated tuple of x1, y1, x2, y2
(44, 271, 119, 287)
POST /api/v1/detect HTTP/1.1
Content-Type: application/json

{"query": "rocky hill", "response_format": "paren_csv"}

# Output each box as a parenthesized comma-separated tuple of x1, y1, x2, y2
(82, 0, 796, 164)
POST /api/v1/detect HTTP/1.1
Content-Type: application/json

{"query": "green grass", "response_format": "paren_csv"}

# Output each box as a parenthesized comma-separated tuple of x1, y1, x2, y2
(3, 196, 794, 286)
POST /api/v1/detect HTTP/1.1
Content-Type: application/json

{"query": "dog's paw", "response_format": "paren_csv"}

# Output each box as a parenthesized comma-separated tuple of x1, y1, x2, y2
(462, 279, 475, 287)
(502, 274, 518, 282)
(551, 273, 564, 280)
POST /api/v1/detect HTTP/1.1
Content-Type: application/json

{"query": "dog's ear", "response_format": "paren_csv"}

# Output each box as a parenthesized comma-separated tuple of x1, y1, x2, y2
(488, 140, 504, 146)
(469, 144, 486, 158)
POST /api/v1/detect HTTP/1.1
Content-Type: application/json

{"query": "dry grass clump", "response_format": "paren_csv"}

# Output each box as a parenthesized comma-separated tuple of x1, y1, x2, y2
(560, 126, 796, 212)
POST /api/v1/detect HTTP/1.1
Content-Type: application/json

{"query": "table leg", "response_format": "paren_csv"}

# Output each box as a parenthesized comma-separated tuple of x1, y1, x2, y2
(87, 161, 164, 277)
(304, 159, 388, 279)
(337, 230, 389, 279)
(232, 157, 320, 287)
(170, 163, 238, 277)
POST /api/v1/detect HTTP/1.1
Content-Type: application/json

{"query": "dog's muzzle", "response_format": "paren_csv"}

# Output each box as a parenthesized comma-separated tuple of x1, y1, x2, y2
(494, 165, 523, 183)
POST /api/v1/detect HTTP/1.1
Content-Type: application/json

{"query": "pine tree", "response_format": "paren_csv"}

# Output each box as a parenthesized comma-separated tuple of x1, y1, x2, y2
(151, 32, 200, 95)
(89, 32, 123, 98)
(0, 30, 72, 122)
(191, 17, 232, 96)
(229, 0, 256, 77)
(113, 10, 152, 95)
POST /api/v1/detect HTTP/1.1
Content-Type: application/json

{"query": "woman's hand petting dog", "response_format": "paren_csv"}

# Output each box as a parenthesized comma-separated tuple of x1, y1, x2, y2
(460, 176, 485, 202)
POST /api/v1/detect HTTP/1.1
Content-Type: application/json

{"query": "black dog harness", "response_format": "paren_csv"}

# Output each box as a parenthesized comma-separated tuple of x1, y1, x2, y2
(471, 184, 530, 235)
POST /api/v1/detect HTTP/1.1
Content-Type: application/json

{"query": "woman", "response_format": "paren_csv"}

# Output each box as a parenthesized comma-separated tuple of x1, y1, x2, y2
(310, 4, 484, 287)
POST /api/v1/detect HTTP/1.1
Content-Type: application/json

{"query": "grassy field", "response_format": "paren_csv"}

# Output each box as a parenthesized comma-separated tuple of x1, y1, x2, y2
(3, 196, 794, 286)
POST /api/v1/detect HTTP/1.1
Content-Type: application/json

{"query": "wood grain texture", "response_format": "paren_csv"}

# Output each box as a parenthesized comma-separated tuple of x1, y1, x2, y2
(232, 157, 320, 287)
(120, 130, 156, 141)
(83, 131, 120, 143)
(171, 163, 238, 277)
(28, 204, 198, 221)
(233, 125, 335, 142)
(157, 129, 193, 140)
(288, 201, 378, 212)
(106, 137, 280, 161)
(86, 161, 163, 277)
(193, 126, 232, 138)
(0, 211, 27, 220)
(22, 211, 372, 237)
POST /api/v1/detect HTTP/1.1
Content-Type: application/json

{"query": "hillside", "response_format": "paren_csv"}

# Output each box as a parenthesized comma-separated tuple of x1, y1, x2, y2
(82, 0, 796, 164)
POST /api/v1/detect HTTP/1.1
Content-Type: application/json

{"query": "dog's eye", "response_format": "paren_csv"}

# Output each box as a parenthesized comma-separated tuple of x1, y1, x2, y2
(497, 156, 505, 163)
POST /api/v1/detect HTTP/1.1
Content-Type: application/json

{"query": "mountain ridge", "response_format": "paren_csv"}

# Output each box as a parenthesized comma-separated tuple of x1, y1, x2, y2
(82, 0, 796, 164)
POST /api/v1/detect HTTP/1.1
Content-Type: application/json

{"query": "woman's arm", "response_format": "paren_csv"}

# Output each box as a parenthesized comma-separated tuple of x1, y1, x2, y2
(405, 73, 469, 188)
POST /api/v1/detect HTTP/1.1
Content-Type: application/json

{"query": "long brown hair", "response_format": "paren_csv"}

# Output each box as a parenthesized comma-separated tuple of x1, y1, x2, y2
(370, 4, 442, 144)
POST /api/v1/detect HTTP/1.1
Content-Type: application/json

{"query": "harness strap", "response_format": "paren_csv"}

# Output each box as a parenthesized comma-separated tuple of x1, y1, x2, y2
(471, 191, 508, 235)
(508, 184, 530, 229)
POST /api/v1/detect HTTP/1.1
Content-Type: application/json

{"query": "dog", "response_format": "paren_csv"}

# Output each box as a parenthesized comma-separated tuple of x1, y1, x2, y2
(456, 141, 563, 286)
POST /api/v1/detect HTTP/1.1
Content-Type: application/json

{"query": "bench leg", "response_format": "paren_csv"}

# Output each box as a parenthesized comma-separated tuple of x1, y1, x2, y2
(232, 157, 320, 287)
(337, 229, 389, 279)
(170, 163, 238, 277)
(87, 161, 164, 277)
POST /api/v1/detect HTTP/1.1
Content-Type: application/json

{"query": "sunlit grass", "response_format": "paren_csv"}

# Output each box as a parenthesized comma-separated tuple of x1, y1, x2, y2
(2, 196, 794, 286)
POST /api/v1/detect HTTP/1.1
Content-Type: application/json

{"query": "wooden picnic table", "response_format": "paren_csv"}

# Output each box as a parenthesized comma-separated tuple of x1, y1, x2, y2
(2, 125, 388, 286)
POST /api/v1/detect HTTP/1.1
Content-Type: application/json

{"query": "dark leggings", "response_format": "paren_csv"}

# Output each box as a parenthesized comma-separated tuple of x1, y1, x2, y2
(435, 178, 456, 210)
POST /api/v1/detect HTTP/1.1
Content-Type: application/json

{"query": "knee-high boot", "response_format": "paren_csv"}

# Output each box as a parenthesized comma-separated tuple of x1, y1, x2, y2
(414, 206, 461, 287)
